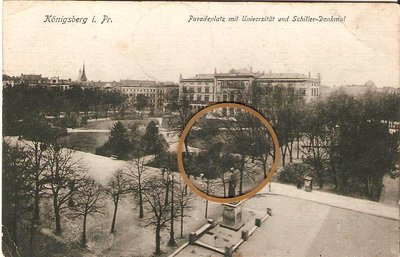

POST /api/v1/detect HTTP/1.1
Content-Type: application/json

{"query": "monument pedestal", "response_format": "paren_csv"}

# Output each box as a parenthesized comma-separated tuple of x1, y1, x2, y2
(220, 201, 245, 231)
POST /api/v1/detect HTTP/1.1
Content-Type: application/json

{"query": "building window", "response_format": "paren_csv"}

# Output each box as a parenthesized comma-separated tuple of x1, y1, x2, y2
(204, 95, 210, 103)
(300, 89, 306, 96)
(197, 87, 202, 93)
(205, 87, 209, 93)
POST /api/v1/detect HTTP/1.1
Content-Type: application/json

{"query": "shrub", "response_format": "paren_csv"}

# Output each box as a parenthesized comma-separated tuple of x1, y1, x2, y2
(278, 163, 312, 185)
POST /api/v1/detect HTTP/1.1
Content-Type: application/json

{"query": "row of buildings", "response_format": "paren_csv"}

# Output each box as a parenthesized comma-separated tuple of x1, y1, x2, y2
(2, 64, 180, 111)
(179, 68, 321, 110)
(2, 64, 90, 90)
(5, 64, 395, 112)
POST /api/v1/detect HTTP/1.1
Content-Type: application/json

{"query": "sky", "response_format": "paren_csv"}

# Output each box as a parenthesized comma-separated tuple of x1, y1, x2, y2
(3, 2, 399, 87)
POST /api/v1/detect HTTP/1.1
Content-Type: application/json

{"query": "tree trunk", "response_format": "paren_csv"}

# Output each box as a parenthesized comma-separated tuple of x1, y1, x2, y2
(138, 182, 144, 219)
(12, 189, 19, 249)
(296, 137, 300, 159)
(222, 178, 226, 197)
(29, 196, 40, 257)
(53, 194, 62, 234)
(239, 156, 245, 195)
(262, 157, 268, 179)
(332, 165, 338, 189)
(110, 199, 119, 233)
(318, 172, 323, 189)
(138, 191, 144, 219)
(184, 137, 190, 157)
(288, 142, 293, 163)
(205, 200, 208, 218)
(168, 182, 176, 247)
(81, 215, 87, 247)
(155, 226, 162, 255)
(281, 146, 287, 166)
(54, 207, 62, 234)
(341, 169, 347, 193)
(164, 180, 170, 206)
(29, 169, 41, 257)
(180, 203, 184, 238)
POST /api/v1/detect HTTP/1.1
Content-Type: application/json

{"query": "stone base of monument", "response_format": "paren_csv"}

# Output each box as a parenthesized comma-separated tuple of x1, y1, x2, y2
(220, 201, 245, 231)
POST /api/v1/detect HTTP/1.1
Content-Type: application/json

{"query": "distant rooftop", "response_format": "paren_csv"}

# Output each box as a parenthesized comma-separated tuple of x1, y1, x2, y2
(181, 68, 318, 81)
(120, 79, 158, 87)
(258, 73, 307, 79)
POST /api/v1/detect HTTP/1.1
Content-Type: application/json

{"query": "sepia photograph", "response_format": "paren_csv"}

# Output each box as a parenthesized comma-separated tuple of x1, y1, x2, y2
(2, 2, 399, 257)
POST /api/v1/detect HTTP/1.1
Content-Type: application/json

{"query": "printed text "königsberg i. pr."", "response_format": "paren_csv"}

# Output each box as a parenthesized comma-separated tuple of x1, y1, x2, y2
(187, 15, 346, 23)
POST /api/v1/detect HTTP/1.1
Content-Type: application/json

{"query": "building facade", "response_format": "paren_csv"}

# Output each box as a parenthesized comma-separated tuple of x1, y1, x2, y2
(179, 68, 321, 110)
(120, 79, 179, 111)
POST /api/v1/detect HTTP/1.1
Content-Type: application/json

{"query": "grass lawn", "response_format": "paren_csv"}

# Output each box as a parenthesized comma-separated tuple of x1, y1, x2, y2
(62, 132, 110, 153)
(61, 119, 160, 153)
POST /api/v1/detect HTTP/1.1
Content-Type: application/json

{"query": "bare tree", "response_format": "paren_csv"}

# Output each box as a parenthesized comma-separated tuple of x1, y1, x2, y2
(69, 176, 107, 247)
(173, 91, 194, 154)
(105, 170, 130, 234)
(44, 145, 84, 234)
(301, 111, 330, 189)
(176, 177, 193, 238)
(25, 139, 51, 257)
(124, 156, 150, 219)
(221, 111, 267, 194)
(141, 177, 176, 255)
(2, 141, 33, 255)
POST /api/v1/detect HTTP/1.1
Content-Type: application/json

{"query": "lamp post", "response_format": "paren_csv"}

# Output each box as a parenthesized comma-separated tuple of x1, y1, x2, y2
(168, 172, 177, 247)
(200, 173, 209, 218)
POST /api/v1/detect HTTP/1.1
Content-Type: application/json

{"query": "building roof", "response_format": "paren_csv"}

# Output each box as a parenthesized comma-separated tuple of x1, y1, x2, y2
(258, 73, 307, 79)
(120, 79, 158, 87)
(182, 74, 215, 81)
(181, 69, 319, 82)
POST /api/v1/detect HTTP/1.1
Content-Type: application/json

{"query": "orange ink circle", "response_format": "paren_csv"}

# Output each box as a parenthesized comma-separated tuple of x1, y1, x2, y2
(177, 103, 281, 203)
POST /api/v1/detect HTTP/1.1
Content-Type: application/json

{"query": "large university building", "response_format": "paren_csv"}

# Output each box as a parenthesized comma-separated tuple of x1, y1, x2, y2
(179, 68, 321, 110)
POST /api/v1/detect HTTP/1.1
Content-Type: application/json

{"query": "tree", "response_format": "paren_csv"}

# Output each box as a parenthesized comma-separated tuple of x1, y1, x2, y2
(311, 92, 398, 199)
(2, 141, 33, 255)
(301, 106, 330, 189)
(124, 156, 150, 219)
(22, 116, 59, 256)
(321, 93, 364, 193)
(96, 121, 132, 159)
(176, 177, 193, 238)
(256, 84, 305, 165)
(186, 151, 219, 216)
(220, 111, 268, 195)
(135, 94, 150, 111)
(105, 170, 131, 233)
(44, 145, 83, 234)
(341, 120, 396, 200)
(142, 121, 167, 156)
(141, 177, 177, 255)
(167, 172, 177, 247)
(173, 91, 194, 154)
(252, 126, 274, 179)
(69, 176, 107, 247)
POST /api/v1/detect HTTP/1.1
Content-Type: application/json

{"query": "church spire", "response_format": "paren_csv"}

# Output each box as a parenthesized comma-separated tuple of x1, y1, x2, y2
(80, 63, 87, 82)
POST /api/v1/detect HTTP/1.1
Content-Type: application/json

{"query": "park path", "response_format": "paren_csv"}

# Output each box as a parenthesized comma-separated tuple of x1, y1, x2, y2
(261, 182, 399, 220)
(67, 128, 110, 133)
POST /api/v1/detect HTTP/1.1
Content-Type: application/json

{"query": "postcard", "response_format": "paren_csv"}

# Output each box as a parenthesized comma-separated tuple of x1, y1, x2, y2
(2, 2, 399, 257)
